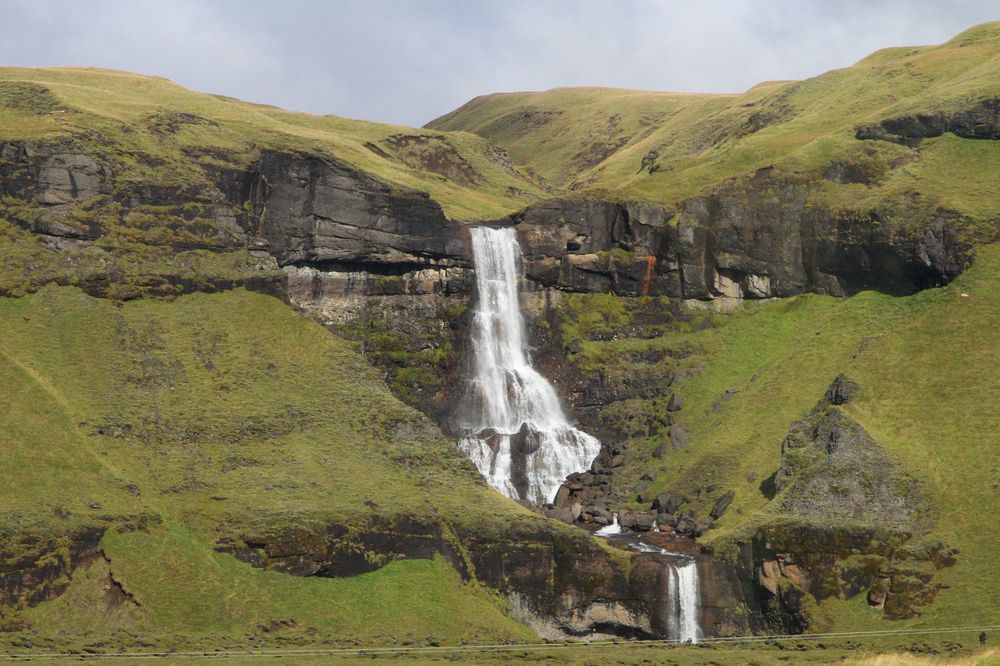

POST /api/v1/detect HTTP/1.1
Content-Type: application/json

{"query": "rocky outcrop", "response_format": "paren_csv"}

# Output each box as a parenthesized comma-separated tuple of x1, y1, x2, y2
(774, 377, 927, 529)
(239, 150, 467, 271)
(0, 527, 105, 615)
(1, 133, 978, 305)
(0, 511, 160, 629)
(856, 98, 1000, 145)
(215, 513, 693, 639)
(728, 522, 956, 629)
(507, 169, 972, 300)
(700, 376, 955, 632)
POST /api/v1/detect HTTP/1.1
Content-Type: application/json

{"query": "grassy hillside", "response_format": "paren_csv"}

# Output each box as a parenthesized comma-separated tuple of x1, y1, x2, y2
(0, 68, 547, 220)
(559, 241, 1000, 631)
(428, 22, 1000, 225)
(0, 286, 548, 644)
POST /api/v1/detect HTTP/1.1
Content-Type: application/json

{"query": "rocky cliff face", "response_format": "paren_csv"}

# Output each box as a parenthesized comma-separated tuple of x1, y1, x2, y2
(509, 168, 971, 300)
(1, 136, 974, 306)
(856, 98, 1000, 145)
(213, 513, 703, 639)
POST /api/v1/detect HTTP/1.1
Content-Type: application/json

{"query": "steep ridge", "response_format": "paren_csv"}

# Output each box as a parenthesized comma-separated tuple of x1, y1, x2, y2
(427, 22, 1000, 213)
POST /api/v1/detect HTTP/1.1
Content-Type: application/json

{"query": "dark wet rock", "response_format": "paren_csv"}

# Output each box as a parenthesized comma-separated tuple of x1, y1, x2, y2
(652, 492, 687, 514)
(651, 444, 666, 459)
(824, 374, 859, 405)
(855, 98, 1000, 145)
(710, 490, 735, 520)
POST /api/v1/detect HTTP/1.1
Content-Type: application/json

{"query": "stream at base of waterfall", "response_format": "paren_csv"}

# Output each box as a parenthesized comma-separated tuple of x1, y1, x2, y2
(457, 226, 601, 505)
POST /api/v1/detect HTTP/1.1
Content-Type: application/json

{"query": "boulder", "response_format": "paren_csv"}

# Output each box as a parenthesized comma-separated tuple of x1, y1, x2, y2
(656, 513, 678, 528)
(668, 424, 690, 451)
(675, 515, 698, 536)
(667, 393, 684, 412)
(584, 505, 611, 523)
(652, 492, 687, 514)
(710, 490, 735, 520)
(651, 444, 666, 459)
(553, 486, 571, 507)
(543, 507, 575, 524)
(632, 512, 657, 532)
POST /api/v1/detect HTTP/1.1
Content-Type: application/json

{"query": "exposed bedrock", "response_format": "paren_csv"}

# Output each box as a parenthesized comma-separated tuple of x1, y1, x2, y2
(234, 150, 468, 269)
(855, 97, 1000, 144)
(510, 170, 971, 299)
(213, 515, 754, 639)
(1, 139, 976, 303)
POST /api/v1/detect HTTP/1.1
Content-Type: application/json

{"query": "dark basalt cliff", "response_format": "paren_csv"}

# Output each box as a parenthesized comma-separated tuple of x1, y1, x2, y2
(1, 138, 974, 304)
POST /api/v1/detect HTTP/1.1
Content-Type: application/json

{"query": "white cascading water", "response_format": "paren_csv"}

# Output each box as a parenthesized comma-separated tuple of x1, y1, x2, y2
(594, 512, 621, 536)
(457, 226, 602, 505)
(614, 540, 702, 643)
(669, 558, 701, 644)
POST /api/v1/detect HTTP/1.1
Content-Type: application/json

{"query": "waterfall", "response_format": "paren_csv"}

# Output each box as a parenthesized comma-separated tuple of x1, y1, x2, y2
(594, 512, 621, 536)
(670, 558, 701, 644)
(457, 226, 602, 505)
(626, 541, 702, 643)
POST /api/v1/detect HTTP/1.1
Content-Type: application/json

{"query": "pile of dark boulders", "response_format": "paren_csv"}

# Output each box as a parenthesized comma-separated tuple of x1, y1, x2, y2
(544, 486, 736, 540)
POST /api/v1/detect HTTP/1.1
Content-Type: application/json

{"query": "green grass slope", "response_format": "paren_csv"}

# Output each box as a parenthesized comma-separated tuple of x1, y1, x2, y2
(0, 68, 547, 219)
(428, 22, 1000, 225)
(561, 241, 1000, 631)
(0, 286, 543, 644)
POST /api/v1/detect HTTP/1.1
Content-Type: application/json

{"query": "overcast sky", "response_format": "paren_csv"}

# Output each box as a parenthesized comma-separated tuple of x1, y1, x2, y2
(1, 0, 998, 127)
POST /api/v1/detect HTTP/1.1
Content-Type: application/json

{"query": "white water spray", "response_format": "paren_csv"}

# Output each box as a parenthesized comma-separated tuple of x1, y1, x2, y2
(669, 558, 701, 644)
(615, 539, 702, 643)
(457, 226, 601, 505)
(594, 512, 621, 536)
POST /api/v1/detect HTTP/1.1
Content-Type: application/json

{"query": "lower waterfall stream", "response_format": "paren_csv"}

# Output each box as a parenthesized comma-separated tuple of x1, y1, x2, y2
(625, 539, 702, 643)
(457, 226, 601, 505)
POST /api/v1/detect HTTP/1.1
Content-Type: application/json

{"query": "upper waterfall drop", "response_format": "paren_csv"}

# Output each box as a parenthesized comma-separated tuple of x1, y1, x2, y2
(458, 226, 602, 505)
